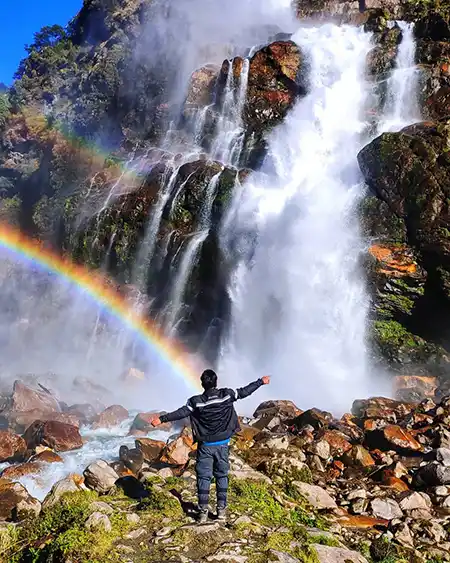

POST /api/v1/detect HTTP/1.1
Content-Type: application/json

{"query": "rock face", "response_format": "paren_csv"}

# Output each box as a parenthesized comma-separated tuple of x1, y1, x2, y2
(135, 437, 166, 462)
(23, 420, 83, 452)
(0, 430, 27, 462)
(10, 381, 60, 413)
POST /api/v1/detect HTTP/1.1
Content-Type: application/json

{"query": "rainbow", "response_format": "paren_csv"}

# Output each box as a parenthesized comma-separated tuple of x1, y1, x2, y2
(0, 223, 202, 391)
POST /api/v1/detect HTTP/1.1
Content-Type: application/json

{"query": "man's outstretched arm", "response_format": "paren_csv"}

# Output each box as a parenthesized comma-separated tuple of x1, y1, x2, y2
(151, 400, 193, 426)
(233, 375, 270, 401)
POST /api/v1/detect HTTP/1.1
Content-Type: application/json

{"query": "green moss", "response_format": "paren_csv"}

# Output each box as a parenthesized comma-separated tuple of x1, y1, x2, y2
(228, 479, 286, 525)
(372, 319, 416, 349)
(139, 484, 183, 519)
(310, 534, 340, 547)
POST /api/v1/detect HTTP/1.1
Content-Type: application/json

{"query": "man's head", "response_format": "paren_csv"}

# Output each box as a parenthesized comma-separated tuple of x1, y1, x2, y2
(201, 369, 218, 391)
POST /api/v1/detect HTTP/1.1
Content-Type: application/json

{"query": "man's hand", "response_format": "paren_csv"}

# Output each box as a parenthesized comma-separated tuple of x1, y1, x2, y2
(150, 415, 162, 427)
(261, 376, 271, 385)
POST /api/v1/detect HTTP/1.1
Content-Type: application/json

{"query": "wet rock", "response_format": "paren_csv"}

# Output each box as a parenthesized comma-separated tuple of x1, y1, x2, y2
(0, 482, 41, 521)
(23, 420, 83, 452)
(10, 380, 60, 413)
(135, 437, 166, 463)
(184, 64, 219, 109)
(119, 445, 144, 474)
(128, 411, 175, 435)
(1, 462, 42, 480)
(314, 544, 369, 563)
(293, 482, 337, 510)
(42, 474, 87, 509)
(110, 461, 134, 477)
(84, 460, 119, 493)
(28, 449, 63, 463)
(352, 397, 415, 421)
(395, 376, 437, 401)
(7, 409, 80, 433)
(92, 404, 129, 429)
(85, 511, 112, 532)
(370, 498, 403, 520)
(0, 430, 26, 462)
(66, 403, 98, 424)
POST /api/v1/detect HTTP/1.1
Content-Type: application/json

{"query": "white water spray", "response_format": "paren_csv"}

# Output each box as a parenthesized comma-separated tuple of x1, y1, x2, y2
(379, 21, 420, 132)
(219, 24, 383, 414)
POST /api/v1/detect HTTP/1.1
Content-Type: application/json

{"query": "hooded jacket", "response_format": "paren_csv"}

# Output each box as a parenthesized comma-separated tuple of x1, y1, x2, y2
(159, 378, 264, 443)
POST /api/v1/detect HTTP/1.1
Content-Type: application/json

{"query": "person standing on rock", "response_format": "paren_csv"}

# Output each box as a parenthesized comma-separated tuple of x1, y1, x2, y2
(151, 369, 270, 523)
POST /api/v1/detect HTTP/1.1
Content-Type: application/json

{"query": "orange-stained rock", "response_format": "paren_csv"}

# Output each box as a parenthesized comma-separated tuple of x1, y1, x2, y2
(368, 244, 419, 277)
(0, 430, 27, 463)
(92, 405, 129, 430)
(292, 408, 333, 430)
(1, 462, 42, 479)
(135, 438, 166, 463)
(364, 419, 388, 432)
(319, 430, 352, 457)
(160, 428, 196, 466)
(110, 461, 134, 478)
(337, 512, 389, 529)
(381, 471, 410, 492)
(344, 445, 375, 467)
(333, 460, 345, 472)
(29, 450, 63, 463)
(383, 425, 422, 452)
(253, 400, 301, 420)
(7, 410, 80, 433)
(185, 64, 219, 108)
(237, 425, 261, 442)
(352, 397, 415, 420)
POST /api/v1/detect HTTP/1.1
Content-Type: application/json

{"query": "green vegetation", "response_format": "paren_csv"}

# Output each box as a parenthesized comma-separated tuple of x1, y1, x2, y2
(0, 92, 10, 129)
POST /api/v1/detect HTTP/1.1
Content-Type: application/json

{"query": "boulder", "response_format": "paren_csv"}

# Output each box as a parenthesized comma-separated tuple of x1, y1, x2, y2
(28, 449, 63, 463)
(66, 403, 98, 424)
(292, 408, 334, 430)
(135, 437, 166, 463)
(292, 482, 337, 510)
(83, 460, 119, 493)
(370, 498, 403, 520)
(128, 411, 174, 435)
(1, 462, 42, 480)
(382, 424, 422, 452)
(7, 410, 80, 433)
(10, 380, 60, 413)
(23, 420, 83, 452)
(352, 397, 415, 421)
(184, 64, 219, 108)
(85, 511, 112, 533)
(0, 430, 26, 462)
(344, 445, 375, 467)
(92, 405, 129, 429)
(0, 482, 41, 521)
(119, 445, 144, 474)
(253, 400, 301, 420)
(314, 544, 369, 563)
(42, 474, 87, 509)
(399, 491, 432, 512)
(414, 461, 450, 487)
(318, 430, 352, 457)
(160, 428, 195, 466)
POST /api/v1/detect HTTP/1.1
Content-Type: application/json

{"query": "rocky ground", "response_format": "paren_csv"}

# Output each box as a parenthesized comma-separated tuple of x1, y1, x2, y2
(0, 378, 450, 562)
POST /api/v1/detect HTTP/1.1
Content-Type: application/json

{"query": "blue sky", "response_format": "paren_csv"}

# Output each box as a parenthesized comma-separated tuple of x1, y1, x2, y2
(0, 0, 83, 85)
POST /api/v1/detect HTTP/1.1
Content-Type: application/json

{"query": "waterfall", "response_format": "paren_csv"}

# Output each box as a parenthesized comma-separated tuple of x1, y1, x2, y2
(379, 21, 420, 132)
(210, 58, 250, 166)
(165, 171, 222, 334)
(219, 24, 377, 414)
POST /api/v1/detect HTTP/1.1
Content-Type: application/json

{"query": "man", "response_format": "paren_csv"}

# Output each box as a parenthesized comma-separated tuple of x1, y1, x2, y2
(151, 369, 270, 523)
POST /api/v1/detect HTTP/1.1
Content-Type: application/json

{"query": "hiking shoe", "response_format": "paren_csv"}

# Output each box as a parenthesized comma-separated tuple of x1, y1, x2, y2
(198, 509, 208, 524)
(217, 507, 227, 521)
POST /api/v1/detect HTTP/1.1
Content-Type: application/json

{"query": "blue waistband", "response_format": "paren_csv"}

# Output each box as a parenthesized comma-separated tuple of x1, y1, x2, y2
(203, 438, 230, 446)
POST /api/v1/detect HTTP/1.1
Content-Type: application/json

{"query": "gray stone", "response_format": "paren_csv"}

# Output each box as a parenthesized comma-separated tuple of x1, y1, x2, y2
(399, 491, 432, 512)
(293, 482, 337, 510)
(268, 550, 299, 563)
(90, 501, 113, 515)
(126, 513, 141, 524)
(347, 489, 367, 501)
(308, 440, 331, 460)
(83, 460, 119, 493)
(370, 498, 403, 520)
(436, 448, 450, 467)
(395, 523, 414, 548)
(85, 512, 112, 533)
(42, 476, 87, 509)
(313, 544, 369, 563)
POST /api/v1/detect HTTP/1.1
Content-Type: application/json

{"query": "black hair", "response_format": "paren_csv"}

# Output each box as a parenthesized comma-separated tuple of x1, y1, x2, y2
(201, 369, 218, 390)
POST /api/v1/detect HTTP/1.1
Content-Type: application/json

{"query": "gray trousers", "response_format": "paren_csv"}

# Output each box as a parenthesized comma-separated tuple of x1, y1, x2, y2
(196, 443, 229, 509)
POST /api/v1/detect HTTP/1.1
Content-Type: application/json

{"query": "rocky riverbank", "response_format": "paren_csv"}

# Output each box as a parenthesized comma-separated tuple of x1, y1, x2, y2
(1, 379, 450, 562)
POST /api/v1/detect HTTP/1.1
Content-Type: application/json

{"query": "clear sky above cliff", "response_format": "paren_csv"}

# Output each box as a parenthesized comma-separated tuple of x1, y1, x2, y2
(0, 0, 83, 86)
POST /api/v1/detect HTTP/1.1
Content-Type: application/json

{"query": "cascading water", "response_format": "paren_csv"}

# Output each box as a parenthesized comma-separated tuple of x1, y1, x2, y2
(219, 24, 382, 414)
(210, 58, 250, 166)
(164, 170, 223, 334)
(378, 21, 420, 132)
